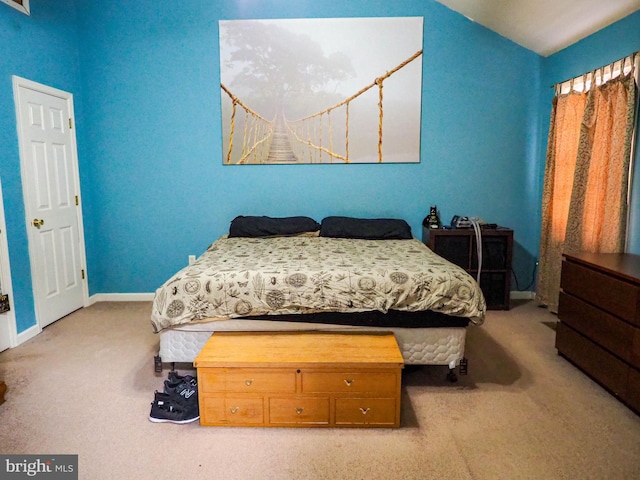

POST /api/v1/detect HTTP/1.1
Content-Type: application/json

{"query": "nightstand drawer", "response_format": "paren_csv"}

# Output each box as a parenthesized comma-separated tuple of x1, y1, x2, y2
(335, 398, 397, 426)
(301, 372, 397, 395)
(269, 397, 329, 425)
(200, 369, 296, 393)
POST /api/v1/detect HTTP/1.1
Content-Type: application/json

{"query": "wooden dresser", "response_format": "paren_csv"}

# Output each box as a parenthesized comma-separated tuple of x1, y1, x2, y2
(556, 252, 640, 414)
(194, 332, 404, 428)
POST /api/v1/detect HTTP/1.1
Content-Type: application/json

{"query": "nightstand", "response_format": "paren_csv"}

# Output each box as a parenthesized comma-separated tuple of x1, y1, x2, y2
(423, 226, 513, 310)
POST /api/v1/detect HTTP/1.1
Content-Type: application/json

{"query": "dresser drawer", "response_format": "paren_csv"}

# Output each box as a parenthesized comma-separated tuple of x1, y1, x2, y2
(335, 398, 398, 426)
(558, 292, 634, 362)
(201, 396, 264, 425)
(626, 368, 640, 413)
(200, 369, 296, 394)
(631, 331, 640, 369)
(561, 260, 640, 325)
(269, 396, 329, 425)
(301, 372, 398, 395)
(556, 322, 628, 397)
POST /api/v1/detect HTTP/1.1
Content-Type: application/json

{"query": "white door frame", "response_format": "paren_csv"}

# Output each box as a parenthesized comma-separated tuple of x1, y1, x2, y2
(0, 177, 17, 350)
(12, 75, 89, 335)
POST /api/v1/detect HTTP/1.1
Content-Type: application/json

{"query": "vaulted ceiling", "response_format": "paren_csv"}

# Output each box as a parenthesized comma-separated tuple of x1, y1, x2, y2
(435, 0, 640, 56)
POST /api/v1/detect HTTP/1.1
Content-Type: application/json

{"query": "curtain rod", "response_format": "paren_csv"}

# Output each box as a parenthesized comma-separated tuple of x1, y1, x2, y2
(550, 50, 640, 89)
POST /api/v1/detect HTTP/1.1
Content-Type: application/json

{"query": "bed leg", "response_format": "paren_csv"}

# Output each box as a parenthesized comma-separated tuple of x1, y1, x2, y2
(154, 355, 163, 373)
(446, 369, 458, 383)
(170, 362, 176, 372)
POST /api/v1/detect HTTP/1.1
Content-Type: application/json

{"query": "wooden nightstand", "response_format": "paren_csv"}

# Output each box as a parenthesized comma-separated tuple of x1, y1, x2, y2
(194, 332, 404, 428)
(423, 226, 513, 310)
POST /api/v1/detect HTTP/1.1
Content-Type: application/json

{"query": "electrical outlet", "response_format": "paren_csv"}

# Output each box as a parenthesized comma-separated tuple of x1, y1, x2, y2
(188, 255, 196, 265)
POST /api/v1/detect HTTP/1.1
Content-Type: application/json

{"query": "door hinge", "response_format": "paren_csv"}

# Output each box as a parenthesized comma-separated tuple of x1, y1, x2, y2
(75, 195, 79, 206)
(69, 118, 73, 129)
(81, 269, 85, 280)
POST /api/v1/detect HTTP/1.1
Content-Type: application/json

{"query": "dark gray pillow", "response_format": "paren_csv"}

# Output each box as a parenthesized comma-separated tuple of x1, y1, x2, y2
(319, 216, 412, 240)
(229, 216, 320, 237)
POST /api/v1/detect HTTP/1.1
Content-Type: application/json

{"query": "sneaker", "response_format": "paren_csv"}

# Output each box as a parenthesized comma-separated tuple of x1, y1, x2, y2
(164, 378, 198, 403)
(149, 392, 199, 424)
(167, 371, 197, 387)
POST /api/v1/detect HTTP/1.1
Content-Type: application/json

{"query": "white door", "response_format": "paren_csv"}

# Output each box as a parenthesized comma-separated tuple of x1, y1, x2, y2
(13, 76, 87, 329)
(0, 178, 16, 352)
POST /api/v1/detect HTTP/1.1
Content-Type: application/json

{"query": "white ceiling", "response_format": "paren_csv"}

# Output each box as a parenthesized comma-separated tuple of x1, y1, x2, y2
(434, 0, 640, 56)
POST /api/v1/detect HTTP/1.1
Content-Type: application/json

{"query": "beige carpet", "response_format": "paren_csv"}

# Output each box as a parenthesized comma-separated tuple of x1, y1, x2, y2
(1, 300, 639, 479)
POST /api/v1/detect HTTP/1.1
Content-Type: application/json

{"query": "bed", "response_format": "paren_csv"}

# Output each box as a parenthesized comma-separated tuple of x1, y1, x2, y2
(151, 216, 486, 380)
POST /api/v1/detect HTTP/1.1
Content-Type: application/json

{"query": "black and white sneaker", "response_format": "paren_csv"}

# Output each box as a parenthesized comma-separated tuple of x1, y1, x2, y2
(149, 392, 199, 424)
(164, 377, 198, 403)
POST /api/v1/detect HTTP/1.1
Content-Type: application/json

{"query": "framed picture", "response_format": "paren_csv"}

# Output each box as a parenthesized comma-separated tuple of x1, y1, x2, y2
(219, 17, 423, 165)
(1, 0, 29, 15)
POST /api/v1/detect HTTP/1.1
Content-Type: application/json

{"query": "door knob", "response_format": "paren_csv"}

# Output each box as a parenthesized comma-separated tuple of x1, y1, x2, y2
(32, 219, 44, 229)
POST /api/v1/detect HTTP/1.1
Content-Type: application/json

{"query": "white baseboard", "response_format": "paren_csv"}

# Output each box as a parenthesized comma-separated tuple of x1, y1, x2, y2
(88, 293, 154, 305)
(510, 290, 535, 300)
(16, 324, 41, 346)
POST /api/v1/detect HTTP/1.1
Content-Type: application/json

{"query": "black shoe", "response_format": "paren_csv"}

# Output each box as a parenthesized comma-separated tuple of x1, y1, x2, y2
(149, 392, 199, 424)
(164, 378, 198, 403)
(168, 371, 197, 387)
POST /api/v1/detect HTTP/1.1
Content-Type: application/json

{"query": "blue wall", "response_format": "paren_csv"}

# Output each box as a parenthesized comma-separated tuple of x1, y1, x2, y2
(4, 0, 636, 335)
(0, 0, 81, 333)
(72, 0, 540, 300)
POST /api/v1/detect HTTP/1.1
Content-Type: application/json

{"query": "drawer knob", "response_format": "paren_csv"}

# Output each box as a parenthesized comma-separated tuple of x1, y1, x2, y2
(245, 379, 254, 386)
(360, 407, 370, 415)
(344, 379, 354, 386)
(295, 407, 304, 415)
(230, 407, 239, 414)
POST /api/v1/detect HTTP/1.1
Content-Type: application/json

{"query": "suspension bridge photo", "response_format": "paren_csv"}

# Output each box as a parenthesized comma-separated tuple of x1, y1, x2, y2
(219, 17, 424, 165)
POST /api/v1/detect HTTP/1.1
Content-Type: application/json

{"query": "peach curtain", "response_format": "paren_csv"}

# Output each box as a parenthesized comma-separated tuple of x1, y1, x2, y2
(537, 73, 637, 312)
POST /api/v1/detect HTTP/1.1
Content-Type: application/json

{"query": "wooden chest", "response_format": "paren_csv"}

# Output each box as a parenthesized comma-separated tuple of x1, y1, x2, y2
(194, 332, 404, 428)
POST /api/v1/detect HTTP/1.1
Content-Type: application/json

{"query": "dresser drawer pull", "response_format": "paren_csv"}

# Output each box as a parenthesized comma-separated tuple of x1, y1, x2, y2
(230, 407, 239, 414)
(359, 407, 370, 415)
(344, 379, 354, 386)
(245, 379, 254, 386)
(295, 407, 304, 415)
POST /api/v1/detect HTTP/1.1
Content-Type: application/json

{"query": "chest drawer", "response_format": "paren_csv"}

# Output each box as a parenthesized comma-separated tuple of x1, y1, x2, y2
(561, 260, 640, 325)
(200, 369, 296, 393)
(268, 396, 329, 425)
(201, 396, 264, 425)
(301, 371, 398, 395)
(335, 397, 398, 426)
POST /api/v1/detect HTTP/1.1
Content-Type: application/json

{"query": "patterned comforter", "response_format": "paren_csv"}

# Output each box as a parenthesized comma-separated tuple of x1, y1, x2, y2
(151, 236, 486, 333)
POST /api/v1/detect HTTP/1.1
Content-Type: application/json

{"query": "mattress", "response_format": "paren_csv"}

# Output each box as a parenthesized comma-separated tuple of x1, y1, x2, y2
(158, 319, 466, 367)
